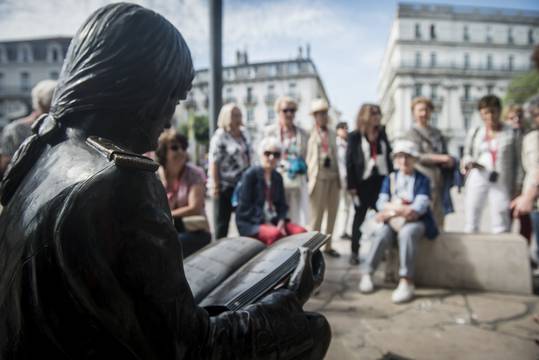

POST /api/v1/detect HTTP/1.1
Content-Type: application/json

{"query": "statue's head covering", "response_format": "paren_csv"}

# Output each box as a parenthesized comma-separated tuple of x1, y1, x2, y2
(51, 2, 194, 122)
(0, 3, 194, 205)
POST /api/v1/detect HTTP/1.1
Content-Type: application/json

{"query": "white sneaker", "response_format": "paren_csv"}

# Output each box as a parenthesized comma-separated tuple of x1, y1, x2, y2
(391, 281, 414, 304)
(359, 274, 374, 293)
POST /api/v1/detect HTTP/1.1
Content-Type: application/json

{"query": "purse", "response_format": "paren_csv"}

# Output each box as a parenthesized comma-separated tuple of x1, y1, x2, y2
(182, 215, 210, 233)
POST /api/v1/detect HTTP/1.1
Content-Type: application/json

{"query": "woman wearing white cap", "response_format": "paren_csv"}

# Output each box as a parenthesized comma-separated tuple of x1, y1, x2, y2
(306, 98, 341, 257)
(359, 139, 439, 303)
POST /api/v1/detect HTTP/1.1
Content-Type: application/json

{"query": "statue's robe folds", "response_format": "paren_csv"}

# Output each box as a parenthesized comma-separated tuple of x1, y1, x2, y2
(0, 137, 326, 359)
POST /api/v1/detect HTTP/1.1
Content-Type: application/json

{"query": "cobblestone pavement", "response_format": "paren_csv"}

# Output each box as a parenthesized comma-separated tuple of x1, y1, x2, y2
(306, 238, 539, 360)
(205, 189, 539, 359)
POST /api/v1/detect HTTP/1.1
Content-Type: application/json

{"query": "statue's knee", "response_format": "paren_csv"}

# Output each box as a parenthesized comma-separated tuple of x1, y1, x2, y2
(305, 312, 331, 358)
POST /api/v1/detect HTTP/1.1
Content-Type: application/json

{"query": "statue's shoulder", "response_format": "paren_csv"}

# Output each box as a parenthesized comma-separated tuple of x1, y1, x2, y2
(86, 136, 159, 172)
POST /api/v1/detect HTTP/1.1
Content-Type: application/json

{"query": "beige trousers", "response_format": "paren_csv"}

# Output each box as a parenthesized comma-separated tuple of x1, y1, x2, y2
(309, 177, 340, 251)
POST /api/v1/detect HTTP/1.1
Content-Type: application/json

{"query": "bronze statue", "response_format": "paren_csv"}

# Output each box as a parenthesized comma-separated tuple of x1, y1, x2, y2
(0, 3, 330, 359)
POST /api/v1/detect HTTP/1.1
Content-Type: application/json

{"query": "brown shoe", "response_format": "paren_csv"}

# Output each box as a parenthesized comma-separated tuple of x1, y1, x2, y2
(324, 249, 341, 258)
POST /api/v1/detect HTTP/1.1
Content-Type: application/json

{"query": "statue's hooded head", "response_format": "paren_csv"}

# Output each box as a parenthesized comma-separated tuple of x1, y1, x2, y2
(50, 2, 194, 152)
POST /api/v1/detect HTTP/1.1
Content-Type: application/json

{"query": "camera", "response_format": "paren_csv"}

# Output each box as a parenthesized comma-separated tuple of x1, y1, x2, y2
(323, 156, 331, 168)
(488, 171, 498, 183)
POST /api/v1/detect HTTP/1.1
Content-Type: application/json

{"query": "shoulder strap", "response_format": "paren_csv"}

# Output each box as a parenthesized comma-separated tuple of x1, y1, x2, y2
(86, 136, 159, 172)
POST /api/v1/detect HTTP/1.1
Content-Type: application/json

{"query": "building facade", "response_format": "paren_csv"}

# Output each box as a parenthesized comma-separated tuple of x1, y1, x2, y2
(378, 3, 539, 155)
(0, 37, 71, 128)
(178, 50, 330, 144)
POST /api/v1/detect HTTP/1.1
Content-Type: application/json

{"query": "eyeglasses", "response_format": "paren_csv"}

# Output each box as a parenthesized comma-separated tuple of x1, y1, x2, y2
(263, 151, 281, 158)
(281, 108, 296, 114)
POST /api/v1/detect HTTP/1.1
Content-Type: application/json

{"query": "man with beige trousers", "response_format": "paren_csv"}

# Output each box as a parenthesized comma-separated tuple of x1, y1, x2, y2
(307, 99, 341, 257)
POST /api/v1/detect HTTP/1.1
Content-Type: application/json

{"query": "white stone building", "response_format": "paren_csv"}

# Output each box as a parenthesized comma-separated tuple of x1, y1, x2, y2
(178, 49, 331, 144)
(0, 37, 70, 128)
(378, 3, 539, 155)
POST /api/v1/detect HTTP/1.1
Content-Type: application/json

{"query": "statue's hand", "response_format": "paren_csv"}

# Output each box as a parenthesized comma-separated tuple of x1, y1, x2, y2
(287, 247, 325, 306)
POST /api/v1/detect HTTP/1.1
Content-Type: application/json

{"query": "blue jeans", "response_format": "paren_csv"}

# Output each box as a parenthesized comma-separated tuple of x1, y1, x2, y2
(361, 222, 425, 279)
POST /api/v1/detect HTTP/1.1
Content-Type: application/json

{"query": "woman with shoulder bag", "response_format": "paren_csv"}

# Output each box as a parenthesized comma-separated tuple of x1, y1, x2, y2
(157, 130, 211, 257)
(263, 96, 309, 225)
(358, 140, 438, 304)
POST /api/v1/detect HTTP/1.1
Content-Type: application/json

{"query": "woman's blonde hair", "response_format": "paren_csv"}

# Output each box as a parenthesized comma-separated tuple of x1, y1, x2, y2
(410, 96, 434, 112)
(274, 96, 298, 113)
(217, 103, 241, 131)
(356, 103, 382, 134)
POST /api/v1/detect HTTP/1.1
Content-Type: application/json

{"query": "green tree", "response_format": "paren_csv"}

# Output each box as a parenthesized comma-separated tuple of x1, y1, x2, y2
(504, 70, 539, 105)
(192, 114, 209, 145)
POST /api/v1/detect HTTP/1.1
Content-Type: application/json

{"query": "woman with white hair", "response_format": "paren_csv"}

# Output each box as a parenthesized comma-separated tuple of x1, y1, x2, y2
(235, 137, 307, 245)
(264, 96, 309, 225)
(208, 103, 252, 238)
(359, 139, 438, 304)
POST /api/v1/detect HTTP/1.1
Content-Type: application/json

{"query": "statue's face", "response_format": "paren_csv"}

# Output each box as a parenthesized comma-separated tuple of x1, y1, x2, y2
(135, 100, 177, 153)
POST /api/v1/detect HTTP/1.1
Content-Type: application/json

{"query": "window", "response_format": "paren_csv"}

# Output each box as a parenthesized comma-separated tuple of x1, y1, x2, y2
(463, 25, 470, 42)
(288, 82, 297, 96)
(486, 26, 492, 43)
(0, 73, 4, 90)
(0, 46, 7, 64)
(430, 24, 436, 40)
(486, 84, 494, 94)
(464, 53, 470, 69)
(486, 54, 493, 70)
(414, 83, 422, 97)
(464, 84, 471, 100)
(430, 52, 436, 67)
(50, 71, 59, 80)
(529, 29, 535, 45)
(246, 108, 254, 123)
(246, 86, 254, 103)
(415, 52, 421, 67)
(415, 23, 421, 39)
(287, 62, 298, 75)
(508, 28, 514, 44)
(18, 44, 33, 63)
(508, 55, 514, 71)
(48, 44, 63, 63)
(431, 84, 438, 99)
(267, 108, 275, 123)
(20, 72, 30, 91)
(267, 84, 274, 93)
(464, 114, 471, 130)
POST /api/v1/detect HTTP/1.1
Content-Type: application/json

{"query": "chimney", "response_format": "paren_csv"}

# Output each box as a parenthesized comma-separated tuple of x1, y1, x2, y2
(306, 43, 311, 59)
(243, 50, 248, 64)
(298, 46, 303, 59)
(236, 50, 242, 64)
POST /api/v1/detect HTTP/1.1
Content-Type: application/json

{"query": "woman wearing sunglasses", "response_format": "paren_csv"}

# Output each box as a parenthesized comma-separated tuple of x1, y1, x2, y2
(264, 96, 309, 226)
(156, 130, 211, 257)
(235, 137, 307, 245)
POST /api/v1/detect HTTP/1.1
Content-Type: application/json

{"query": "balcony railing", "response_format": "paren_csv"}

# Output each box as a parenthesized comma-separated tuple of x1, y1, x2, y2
(0, 86, 31, 98)
(399, 62, 530, 73)
(243, 95, 257, 106)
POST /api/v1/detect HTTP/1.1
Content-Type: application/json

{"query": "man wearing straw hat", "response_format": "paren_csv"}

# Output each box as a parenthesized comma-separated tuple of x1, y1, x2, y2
(306, 98, 341, 257)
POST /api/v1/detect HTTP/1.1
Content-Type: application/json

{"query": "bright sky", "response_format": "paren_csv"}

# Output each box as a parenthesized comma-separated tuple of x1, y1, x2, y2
(1, 0, 538, 122)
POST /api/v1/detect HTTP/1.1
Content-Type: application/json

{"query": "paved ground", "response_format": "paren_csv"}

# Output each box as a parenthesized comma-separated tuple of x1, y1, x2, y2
(206, 188, 539, 359)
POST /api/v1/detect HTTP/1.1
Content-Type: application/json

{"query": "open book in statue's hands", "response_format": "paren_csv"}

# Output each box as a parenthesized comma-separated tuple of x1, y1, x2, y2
(183, 232, 328, 314)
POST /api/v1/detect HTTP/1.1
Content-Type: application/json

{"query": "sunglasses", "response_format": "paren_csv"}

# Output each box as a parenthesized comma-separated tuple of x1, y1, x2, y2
(263, 151, 281, 158)
(169, 144, 183, 152)
(281, 108, 296, 114)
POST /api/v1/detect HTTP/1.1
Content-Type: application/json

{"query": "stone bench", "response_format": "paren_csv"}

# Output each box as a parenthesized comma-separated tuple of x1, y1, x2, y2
(386, 232, 533, 295)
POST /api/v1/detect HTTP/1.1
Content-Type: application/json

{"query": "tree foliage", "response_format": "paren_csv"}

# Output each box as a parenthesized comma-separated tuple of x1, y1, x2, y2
(504, 70, 539, 105)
